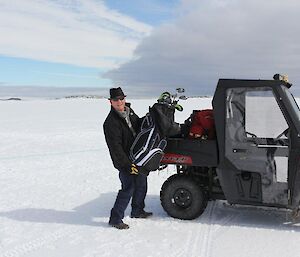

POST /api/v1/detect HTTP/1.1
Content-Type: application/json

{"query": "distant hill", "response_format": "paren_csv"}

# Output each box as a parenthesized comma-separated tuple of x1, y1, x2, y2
(64, 95, 105, 99)
(0, 86, 107, 99)
(0, 97, 22, 101)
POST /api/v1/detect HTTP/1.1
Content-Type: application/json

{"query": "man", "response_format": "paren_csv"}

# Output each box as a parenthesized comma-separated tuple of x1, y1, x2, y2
(103, 87, 152, 230)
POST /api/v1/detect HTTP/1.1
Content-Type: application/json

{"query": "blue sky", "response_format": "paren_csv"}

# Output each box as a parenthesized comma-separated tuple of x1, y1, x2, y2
(0, 0, 178, 91)
(104, 0, 179, 26)
(0, 56, 111, 88)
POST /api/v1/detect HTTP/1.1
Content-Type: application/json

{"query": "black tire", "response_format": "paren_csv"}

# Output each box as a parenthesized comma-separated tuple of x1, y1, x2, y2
(160, 174, 208, 220)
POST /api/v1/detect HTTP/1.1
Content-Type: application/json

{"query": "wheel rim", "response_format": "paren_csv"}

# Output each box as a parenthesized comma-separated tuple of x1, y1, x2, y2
(173, 188, 192, 208)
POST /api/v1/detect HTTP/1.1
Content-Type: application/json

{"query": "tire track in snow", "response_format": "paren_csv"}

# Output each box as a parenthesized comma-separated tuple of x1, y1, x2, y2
(176, 201, 239, 257)
(197, 201, 216, 257)
(172, 201, 216, 257)
(172, 228, 194, 257)
(207, 212, 238, 256)
(210, 209, 239, 240)
(201, 201, 239, 257)
(0, 227, 78, 257)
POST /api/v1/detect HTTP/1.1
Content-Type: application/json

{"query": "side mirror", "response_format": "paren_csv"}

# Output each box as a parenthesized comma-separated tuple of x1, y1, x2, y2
(273, 73, 292, 87)
(176, 88, 185, 93)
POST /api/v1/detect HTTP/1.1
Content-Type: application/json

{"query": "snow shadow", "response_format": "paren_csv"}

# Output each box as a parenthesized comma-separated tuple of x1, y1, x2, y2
(2, 195, 298, 232)
(147, 196, 300, 233)
(0, 192, 116, 227)
(196, 201, 300, 232)
(0, 193, 162, 227)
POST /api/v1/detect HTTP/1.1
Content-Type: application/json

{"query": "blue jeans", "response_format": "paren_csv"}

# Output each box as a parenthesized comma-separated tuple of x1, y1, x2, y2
(109, 170, 148, 225)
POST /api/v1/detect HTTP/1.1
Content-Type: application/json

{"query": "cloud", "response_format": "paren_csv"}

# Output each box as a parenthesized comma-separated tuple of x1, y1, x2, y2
(0, 0, 152, 68)
(104, 0, 300, 96)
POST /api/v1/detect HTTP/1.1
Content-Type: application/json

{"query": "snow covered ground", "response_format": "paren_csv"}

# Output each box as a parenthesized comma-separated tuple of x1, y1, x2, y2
(1, 97, 300, 257)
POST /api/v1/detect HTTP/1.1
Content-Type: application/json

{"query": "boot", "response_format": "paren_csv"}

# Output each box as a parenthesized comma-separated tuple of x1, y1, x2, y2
(131, 210, 153, 219)
(109, 222, 129, 230)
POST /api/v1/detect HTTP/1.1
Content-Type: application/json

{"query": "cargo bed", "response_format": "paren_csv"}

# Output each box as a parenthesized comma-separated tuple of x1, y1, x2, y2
(161, 138, 218, 167)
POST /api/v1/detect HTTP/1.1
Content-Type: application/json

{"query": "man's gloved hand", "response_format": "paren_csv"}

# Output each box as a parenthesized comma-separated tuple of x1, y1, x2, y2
(129, 164, 150, 176)
(130, 164, 139, 175)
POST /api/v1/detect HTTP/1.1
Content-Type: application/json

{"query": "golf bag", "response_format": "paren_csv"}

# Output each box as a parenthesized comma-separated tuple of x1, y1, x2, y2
(130, 102, 181, 172)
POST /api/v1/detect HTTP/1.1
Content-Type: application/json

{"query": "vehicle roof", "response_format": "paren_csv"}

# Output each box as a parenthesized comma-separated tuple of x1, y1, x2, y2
(217, 78, 292, 89)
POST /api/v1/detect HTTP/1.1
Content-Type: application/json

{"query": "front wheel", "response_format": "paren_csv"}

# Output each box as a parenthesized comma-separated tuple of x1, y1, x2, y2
(160, 174, 208, 220)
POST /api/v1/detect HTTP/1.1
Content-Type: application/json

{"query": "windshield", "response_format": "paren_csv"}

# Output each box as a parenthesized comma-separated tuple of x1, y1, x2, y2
(281, 85, 300, 120)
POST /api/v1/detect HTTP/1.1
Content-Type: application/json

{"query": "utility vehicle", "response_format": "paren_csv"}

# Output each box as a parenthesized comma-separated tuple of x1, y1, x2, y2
(160, 77, 300, 220)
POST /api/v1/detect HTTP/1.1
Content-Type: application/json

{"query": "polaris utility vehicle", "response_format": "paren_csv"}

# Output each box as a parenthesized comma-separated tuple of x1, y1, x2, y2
(160, 77, 300, 220)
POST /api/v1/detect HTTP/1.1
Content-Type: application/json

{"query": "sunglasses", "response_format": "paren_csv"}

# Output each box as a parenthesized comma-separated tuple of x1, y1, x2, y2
(111, 97, 125, 101)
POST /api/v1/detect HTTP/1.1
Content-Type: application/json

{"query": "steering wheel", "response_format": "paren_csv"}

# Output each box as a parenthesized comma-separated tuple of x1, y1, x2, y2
(275, 128, 289, 140)
(246, 131, 257, 138)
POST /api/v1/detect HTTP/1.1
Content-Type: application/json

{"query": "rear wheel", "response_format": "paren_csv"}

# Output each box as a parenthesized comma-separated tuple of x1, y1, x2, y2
(160, 174, 208, 220)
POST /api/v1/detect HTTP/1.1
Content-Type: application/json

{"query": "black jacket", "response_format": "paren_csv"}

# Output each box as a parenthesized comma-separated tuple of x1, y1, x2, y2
(103, 103, 141, 171)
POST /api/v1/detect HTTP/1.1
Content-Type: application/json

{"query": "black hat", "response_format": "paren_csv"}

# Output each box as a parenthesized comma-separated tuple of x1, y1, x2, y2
(109, 87, 126, 100)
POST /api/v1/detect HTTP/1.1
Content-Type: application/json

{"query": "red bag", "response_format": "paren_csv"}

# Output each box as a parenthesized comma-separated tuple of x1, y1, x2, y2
(189, 109, 215, 139)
